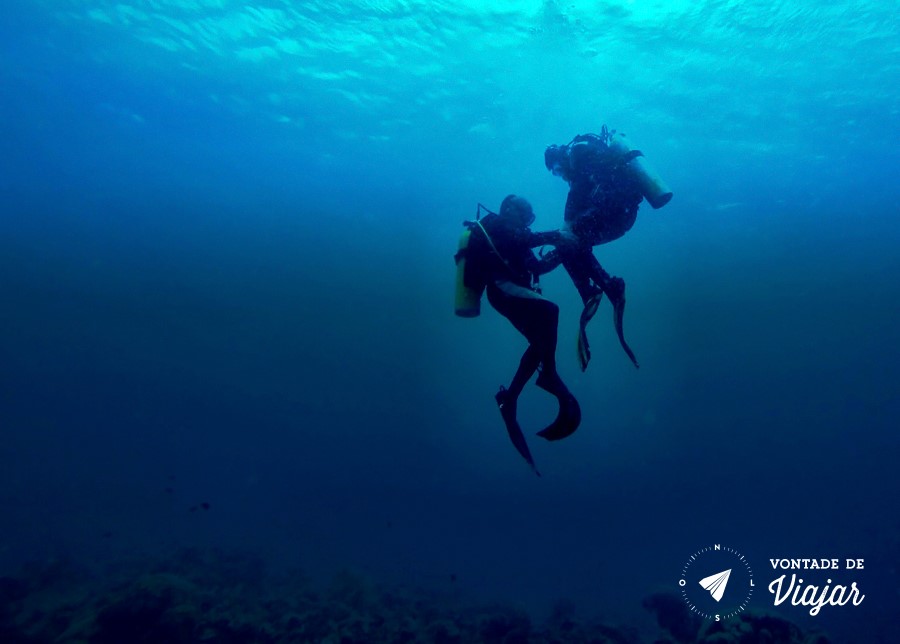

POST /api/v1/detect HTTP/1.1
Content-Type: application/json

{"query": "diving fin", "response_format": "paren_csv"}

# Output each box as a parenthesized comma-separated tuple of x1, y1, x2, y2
(578, 280, 640, 370)
(534, 371, 582, 441)
(607, 281, 639, 369)
(496, 387, 541, 476)
(577, 293, 602, 371)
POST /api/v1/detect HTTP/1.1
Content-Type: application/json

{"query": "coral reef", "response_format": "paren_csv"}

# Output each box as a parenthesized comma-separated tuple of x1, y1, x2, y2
(698, 612, 831, 644)
(644, 591, 831, 644)
(0, 551, 830, 643)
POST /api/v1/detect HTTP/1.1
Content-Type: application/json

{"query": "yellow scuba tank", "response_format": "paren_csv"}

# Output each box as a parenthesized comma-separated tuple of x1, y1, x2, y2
(609, 132, 673, 209)
(454, 228, 482, 317)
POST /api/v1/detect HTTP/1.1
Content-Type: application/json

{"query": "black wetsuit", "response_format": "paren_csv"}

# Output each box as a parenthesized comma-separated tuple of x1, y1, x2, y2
(552, 137, 644, 303)
(466, 213, 580, 448)
(562, 138, 643, 244)
(467, 213, 560, 373)
(544, 134, 645, 370)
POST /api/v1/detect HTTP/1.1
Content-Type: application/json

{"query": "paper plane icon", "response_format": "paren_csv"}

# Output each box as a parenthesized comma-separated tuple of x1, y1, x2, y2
(699, 568, 731, 602)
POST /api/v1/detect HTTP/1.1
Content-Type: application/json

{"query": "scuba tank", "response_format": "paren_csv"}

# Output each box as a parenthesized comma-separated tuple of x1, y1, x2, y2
(454, 227, 482, 317)
(608, 132, 673, 209)
(454, 203, 505, 318)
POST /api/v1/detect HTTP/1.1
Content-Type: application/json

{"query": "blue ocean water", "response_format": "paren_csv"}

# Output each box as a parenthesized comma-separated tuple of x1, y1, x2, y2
(1, 1, 897, 641)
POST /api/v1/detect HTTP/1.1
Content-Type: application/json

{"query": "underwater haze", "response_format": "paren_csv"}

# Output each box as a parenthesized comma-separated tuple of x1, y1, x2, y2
(1, 1, 898, 642)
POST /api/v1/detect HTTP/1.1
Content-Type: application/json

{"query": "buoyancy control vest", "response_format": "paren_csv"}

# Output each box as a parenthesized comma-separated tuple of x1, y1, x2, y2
(568, 128, 672, 210)
(454, 206, 517, 317)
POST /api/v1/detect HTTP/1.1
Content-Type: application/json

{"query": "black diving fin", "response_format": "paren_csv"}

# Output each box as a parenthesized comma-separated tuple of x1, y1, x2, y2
(495, 387, 541, 476)
(611, 289, 639, 369)
(577, 283, 639, 371)
(534, 370, 581, 441)
(577, 293, 602, 371)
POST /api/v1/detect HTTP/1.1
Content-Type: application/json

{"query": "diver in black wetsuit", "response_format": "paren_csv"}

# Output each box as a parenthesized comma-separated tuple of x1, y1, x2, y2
(463, 195, 581, 473)
(543, 127, 659, 370)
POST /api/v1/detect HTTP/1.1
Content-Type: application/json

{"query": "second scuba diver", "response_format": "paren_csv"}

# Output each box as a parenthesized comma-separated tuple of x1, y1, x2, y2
(543, 125, 673, 371)
(454, 195, 581, 475)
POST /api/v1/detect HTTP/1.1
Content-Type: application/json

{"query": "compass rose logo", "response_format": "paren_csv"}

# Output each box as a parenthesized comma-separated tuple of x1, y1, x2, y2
(680, 544, 754, 621)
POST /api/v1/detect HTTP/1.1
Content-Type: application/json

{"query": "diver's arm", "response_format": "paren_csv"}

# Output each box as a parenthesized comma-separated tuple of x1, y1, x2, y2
(524, 230, 563, 277)
(531, 248, 562, 276)
(525, 229, 563, 248)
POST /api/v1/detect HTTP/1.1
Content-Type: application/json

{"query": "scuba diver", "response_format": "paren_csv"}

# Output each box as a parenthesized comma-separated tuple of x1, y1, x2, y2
(454, 195, 581, 475)
(543, 125, 673, 371)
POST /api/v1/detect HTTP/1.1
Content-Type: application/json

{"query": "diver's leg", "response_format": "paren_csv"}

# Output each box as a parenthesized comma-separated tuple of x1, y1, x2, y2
(493, 286, 581, 441)
(523, 296, 580, 440)
(586, 254, 638, 368)
(564, 247, 633, 371)
(508, 346, 540, 399)
(565, 212, 638, 369)
(486, 281, 548, 474)
(557, 243, 606, 370)
(502, 296, 557, 404)
(489, 282, 562, 406)
(558, 242, 600, 305)
(488, 281, 556, 400)
(586, 253, 620, 300)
